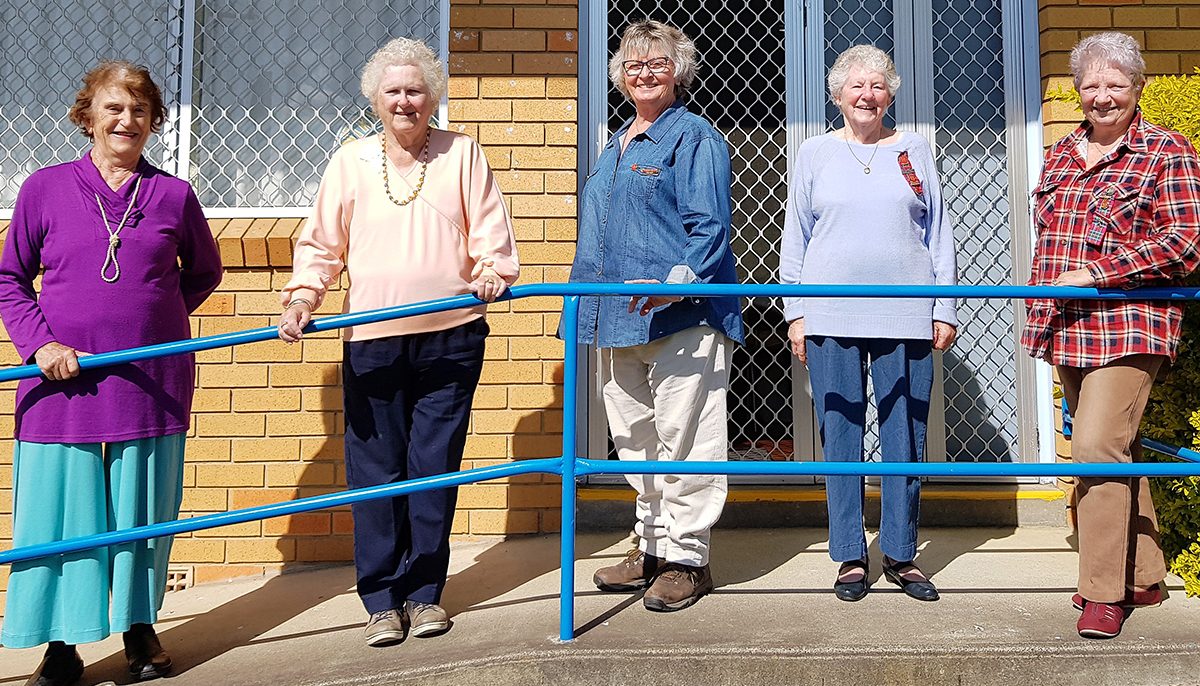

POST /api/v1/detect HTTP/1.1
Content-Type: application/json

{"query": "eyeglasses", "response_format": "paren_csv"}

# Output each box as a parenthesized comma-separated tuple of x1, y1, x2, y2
(621, 57, 673, 76)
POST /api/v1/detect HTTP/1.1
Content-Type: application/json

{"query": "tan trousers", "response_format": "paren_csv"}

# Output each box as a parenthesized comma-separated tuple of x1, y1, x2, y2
(1058, 355, 1168, 603)
(600, 326, 732, 566)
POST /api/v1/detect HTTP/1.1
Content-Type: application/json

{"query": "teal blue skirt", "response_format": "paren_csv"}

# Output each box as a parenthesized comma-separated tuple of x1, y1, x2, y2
(1, 433, 185, 648)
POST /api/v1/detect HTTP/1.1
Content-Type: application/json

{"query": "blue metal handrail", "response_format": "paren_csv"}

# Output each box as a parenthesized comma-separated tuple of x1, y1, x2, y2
(2, 282, 1199, 643)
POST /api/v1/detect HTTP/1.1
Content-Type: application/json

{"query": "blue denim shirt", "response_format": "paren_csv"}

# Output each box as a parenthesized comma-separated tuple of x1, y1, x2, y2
(567, 101, 744, 348)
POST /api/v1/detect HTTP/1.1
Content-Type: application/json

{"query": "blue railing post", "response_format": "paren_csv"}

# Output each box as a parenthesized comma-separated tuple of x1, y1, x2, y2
(559, 295, 581, 642)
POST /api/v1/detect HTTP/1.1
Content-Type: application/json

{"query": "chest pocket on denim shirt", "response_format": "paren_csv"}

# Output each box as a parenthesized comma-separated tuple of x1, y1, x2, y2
(623, 163, 662, 203)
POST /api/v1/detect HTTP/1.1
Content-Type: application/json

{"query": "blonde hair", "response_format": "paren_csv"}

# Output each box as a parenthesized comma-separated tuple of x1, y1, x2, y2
(608, 20, 698, 100)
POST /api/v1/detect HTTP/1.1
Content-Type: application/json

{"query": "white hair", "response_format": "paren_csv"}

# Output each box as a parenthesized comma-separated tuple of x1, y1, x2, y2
(360, 38, 446, 108)
(1070, 32, 1146, 88)
(827, 44, 901, 102)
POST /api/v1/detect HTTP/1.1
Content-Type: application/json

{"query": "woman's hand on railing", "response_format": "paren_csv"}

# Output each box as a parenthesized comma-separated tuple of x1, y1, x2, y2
(933, 322, 957, 351)
(468, 268, 508, 303)
(787, 318, 807, 365)
(34, 341, 82, 380)
(278, 300, 313, 343)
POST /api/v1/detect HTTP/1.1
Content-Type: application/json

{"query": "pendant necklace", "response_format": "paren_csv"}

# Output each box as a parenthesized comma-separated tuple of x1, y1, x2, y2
(845, 135, 881, 175)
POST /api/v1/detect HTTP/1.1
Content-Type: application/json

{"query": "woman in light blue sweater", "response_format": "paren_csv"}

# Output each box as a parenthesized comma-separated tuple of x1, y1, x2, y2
(779, 45, 958, 603)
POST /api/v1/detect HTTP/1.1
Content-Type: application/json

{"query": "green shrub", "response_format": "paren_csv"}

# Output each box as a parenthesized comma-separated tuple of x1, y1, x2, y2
(1050, 69, 1200, 596)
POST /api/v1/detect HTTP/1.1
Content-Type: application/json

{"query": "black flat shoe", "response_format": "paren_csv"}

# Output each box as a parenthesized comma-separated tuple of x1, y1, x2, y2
(833, 559, 869, 602)
(123, 623, 173, 681)
(32, 642, 84, 686)
(883, 560, 939, 602)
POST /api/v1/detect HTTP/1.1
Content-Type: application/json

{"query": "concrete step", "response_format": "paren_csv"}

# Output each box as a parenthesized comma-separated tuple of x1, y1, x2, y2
(2, 528, 1196, 686)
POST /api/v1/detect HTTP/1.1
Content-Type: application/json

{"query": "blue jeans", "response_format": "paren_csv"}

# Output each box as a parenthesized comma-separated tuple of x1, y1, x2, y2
(806, 336, 933, 563)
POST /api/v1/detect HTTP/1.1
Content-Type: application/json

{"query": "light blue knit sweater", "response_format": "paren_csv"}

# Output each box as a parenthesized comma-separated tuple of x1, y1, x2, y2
(779, 131, 959, 339)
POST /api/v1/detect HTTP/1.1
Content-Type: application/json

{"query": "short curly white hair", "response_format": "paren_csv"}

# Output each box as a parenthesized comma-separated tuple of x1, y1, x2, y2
(608, 20, 698, 101)
(1070, 32, 1145, 88)
(826, 44, 901, 103)
(360, 38, 446, 109)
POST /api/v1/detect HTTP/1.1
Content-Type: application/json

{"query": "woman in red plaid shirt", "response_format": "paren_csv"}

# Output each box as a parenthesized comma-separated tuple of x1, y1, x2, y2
(1024, 32, 1200, 640)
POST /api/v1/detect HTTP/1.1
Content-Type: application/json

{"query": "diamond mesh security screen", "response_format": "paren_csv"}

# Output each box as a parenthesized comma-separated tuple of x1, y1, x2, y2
(601, 0, 1027, 466)
(1, 0, 438, 211)
(606, 0, 793, 462)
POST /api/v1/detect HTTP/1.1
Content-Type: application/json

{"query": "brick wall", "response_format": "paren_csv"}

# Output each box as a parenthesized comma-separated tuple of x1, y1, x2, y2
(0, 0, 579, 600)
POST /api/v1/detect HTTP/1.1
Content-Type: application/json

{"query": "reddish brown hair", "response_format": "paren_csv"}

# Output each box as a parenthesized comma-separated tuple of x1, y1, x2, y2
(67, 60, 166, 138)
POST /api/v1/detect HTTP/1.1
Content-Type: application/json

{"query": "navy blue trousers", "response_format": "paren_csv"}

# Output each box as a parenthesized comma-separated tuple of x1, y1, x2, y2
(342, 319, 488, 613)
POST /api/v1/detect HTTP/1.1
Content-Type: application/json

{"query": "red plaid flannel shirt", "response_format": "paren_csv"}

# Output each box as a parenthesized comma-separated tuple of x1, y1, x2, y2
(1022, 112, 1200, 366)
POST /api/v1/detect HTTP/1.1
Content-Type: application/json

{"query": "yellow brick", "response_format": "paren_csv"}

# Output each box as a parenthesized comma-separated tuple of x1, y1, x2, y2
(193, 293, 234, 316)
(480, 361, 543, 384)
(545, 171, 575, 193)
(513, 53, 577, 76)
(545, 123, 577, 146)
(1145, 30, 1200, 51)
(448, 100, 513, 122)
(195, 464, 264, 487)
(481, 76, 546, 98)
(180, 488, 228, 511)
(193, 519, 261, 537)
(464, 435, 508, 459)
(508, 336, 563, 360)
(186, 438, 231, 462)
(543, 360, 564, 383)
(264, 513, 332, 536)
(470, 509, 539, 535)
(448, 75, 479, 98)
(486, 313, 543, 335)
(513, 434, 565, 459)
(193, 565, 266, 585)
(512, 100, 577, 123)
(546, 77, 576, 98)
(198, 364, 269, 388)
(333, 511, 355, 534)
(452, 510, 469, 535)
(511, 195, 576, 219)
(473, 409, 541, 434)
(449, 122, 480, 139)
(182, 464, 196, 488)
(458, 484, 509, 508)
(482, 30, 546, 52)
(269, 363, 341, 387)
(544, 410, 563, 432)
(265, 411, 341, 437)
(512, 147, 577, 170)
(195, 347, 233, 364)
(514, 7, 574, 28)
(302, 386, 343, 411)
(234, 339, 303, 363)
(196, 413, 265, 437)
(512, 295, 562, 314)
(514, 241, 576, 263)
(473, 385, 508, 409)
(266, 463, 336, 487)
(509, 385, 562, 409)
(451, 6, 514, 28)
(485, 337, 508, 360)
(231, 437, 302, 462)
(217, 271, 273, 291)
(231, 388, 301, 412)
(449, 53, 514, 76)
(494, 170, 545, 194)
(302, 339, 344, 363)
(295, 537, 354, 562)
(545, 218, 576, 241)
(170, 539, 226, 563)
(513, 218, 545, 241)
(301, 438, 343, 461)
(200, 317, 272, 339)
(226, 539, 296, 563)
(191, 388, 232, 413)
(1113, 7, 1177, 26)
(229, 488, 298, 509)
(1039, 7, 1112, 28)
(236, 292, 288, 315)
(509, 484, 561, 509)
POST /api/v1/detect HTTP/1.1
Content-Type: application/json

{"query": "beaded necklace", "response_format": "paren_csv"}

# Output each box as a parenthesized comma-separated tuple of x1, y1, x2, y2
(381, 131, 429, 206)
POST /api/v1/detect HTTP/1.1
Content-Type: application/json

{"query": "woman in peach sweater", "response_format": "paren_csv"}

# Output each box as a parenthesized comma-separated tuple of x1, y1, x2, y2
(277, 37, 518, 647)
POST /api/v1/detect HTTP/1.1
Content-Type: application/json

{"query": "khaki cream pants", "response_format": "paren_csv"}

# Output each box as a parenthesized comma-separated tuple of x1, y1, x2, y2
(600, 326, 732, 566)
(1058, 355, 1168, 603)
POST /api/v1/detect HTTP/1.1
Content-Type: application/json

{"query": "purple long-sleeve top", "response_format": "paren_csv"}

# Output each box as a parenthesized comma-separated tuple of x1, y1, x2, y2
(0, 152, 223, 443)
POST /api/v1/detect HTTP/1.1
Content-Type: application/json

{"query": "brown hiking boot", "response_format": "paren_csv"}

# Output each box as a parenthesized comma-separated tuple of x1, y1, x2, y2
(643, 561, 714, 612)
(593, 548, 660, 591)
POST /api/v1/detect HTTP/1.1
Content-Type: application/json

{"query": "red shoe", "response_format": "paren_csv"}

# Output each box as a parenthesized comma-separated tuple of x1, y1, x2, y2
(1077, 601, 1127, 639)
(1071, 583, 1166, 611)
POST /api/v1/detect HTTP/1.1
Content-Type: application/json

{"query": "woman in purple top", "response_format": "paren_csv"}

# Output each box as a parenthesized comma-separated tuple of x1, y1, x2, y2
(0, 61, 222, 685)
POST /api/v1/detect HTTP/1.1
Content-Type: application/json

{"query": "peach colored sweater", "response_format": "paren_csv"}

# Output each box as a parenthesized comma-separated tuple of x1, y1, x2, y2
(283, 130, 518, 340)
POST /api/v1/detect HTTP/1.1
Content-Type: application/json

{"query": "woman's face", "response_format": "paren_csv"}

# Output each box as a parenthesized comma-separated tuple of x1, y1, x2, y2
(622, 50, 677, 113)
(1078, 64, 1140, 133)
(834, 65, 892, 131)
(88, 84, 152, 162)
(375, 64, 435, 139)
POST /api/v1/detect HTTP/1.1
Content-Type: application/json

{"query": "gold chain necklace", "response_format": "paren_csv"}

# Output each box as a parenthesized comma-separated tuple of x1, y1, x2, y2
(844, 135, 881, 175)
(380, 131, 429, 206)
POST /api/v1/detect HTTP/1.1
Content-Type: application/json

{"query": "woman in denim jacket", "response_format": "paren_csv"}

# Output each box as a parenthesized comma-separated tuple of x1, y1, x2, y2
(567, 19, 744, 613)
